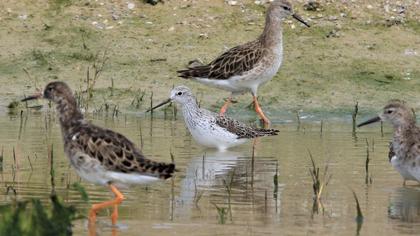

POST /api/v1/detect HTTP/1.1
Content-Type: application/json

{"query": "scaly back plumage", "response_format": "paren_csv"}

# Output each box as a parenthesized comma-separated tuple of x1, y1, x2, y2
(67, 123, 175, 179)
(43, 81, 175, 180)
(178, 40, 265, 80)
(215, 114, 279, 138)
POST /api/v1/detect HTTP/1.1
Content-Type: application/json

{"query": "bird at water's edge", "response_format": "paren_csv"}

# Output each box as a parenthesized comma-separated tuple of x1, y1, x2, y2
(358, 100, 420, 185)
(22, 81, 175, 226)
(148, 86, 279, 151)
(177, 0, 310, 125)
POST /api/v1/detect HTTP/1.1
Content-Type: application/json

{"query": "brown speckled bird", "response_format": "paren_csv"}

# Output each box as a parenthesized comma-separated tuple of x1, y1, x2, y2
(358, 100, 420, 185)
(177, 0, 310, 125)
(22, 81, 175, 225)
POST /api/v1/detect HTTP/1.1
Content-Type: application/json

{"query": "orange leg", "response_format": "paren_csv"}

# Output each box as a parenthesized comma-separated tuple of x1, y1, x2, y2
(111, 204, 119, 225)
(89, 184, 124, 226)
(253, 96, 270, 126)
(88, 224, 96, 236)
(219, 97, 232, 115)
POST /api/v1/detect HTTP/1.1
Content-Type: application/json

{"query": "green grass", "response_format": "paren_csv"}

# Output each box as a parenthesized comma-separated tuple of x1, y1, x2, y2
(31, 50, 50, 67)
(0, 195, 77, 236)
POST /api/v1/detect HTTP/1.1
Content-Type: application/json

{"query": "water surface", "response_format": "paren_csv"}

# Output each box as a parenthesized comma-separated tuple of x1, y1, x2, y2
(0, 112, 419, 235)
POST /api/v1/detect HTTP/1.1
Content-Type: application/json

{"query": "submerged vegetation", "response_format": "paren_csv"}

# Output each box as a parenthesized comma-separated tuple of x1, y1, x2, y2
(0, 172, 89, 236)
(0, 195, 77, 236)
(352, 190, 364, 236)
(212, 203, 228, 225)
(308, 151, 332, 215)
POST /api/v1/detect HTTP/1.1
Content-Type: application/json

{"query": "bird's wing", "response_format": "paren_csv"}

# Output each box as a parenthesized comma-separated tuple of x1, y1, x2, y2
(69, 123, 175, 179)
(405, 126, 420, 161)
(178, 40, 265, 80)
(215, 115, 279, 139)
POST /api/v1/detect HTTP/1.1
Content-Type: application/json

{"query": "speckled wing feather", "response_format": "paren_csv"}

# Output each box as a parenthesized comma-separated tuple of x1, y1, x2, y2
(388, 142, 395, 162)
(178, 40, 264, 80)
(401, 126, 420, 161)
(215, 115, 279, 139)
(68, 124, 175, 179)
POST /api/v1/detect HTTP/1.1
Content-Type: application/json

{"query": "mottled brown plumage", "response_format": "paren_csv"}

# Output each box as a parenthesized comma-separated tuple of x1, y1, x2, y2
(215, 114, 279, 139)
(178, 40, 265, 80)
(37, 82, 174, 180)
(177, 0, 309, 124)
(66, 122, 174, 179)
(358, 100, 420, 184)
(22, 81, 175, 226)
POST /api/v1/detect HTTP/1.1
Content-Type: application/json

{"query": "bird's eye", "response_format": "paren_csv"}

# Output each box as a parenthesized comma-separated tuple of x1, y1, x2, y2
(387, 110, 393, 114)
(282, 6, 290, 11)
(47, 87, 53, 91)
(177, 92, 183, 96)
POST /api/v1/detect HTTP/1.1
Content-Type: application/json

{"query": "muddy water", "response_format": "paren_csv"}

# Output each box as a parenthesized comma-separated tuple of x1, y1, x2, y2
(0, 112, 419, 236)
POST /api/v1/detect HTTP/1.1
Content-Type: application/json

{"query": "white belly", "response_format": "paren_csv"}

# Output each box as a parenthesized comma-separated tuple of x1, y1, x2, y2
(390, 155, 418, 181)
(74, 165, 160, 188)
(69, 151, 160, 188)
(185, 119, 247, 151)
(194, 51, 283, 95)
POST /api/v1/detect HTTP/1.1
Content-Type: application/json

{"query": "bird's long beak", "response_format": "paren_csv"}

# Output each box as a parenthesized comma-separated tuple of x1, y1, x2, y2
(146, 98, 172, 112)
(21, 92, 43, 102)
(357, 116, 381, 128)
(292, 13, 310, 27)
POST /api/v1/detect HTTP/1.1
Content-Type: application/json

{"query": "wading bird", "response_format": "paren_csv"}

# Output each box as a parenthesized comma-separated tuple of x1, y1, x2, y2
(22, 81, 175, 226)
(177, 0, 310, 125)
(148, 86, 279, 151)
(358, 100, 420, 185)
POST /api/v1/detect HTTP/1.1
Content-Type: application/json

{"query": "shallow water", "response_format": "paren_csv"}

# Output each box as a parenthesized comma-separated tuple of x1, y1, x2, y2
(1, 111, 420, 236)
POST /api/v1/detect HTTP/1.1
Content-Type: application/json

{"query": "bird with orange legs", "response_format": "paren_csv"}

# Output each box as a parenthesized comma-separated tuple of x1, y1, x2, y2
(22, 81, 175, 227)
(177, 0, 310, 125)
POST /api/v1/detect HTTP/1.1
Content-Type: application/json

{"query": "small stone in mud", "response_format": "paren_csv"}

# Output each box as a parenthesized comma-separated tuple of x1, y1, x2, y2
(112, 14, 120, 21)
(18, 14, 28, 20)
(328, 16, 338, 21)
(304, 1, 322, 11)
(226, 0, 238, 6)
(254, 0, 270, 5)
(404, 49, 418, 56)
(384, 16, 404, 27)
(326, 29, 340, 38)
(145, 0, 163, 5)
(127, 2, 135, 10)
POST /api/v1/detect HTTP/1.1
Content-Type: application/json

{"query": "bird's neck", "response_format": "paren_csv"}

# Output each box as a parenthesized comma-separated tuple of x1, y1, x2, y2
(393, 118, 416, 133)
(393, 121, 417, 157)
(259, 14, 283, 49)
(180, 98, 202, 126)
(55, 96, 84, 134)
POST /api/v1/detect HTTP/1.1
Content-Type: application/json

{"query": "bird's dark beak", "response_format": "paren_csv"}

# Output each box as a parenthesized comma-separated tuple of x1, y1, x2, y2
(292, 13, 310, 27)
(357, 116, 381, 128)
(21, 92, 43, 102)
(146, 98, 172, 112)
